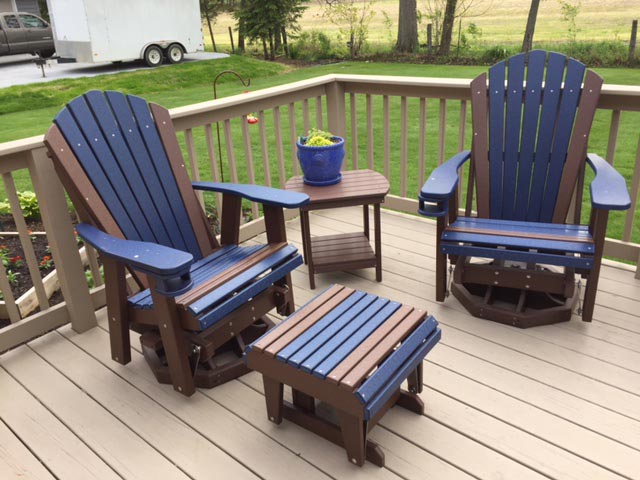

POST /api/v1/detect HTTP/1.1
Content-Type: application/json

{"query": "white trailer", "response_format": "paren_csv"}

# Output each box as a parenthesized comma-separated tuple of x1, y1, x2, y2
(46, 0, 204, 66)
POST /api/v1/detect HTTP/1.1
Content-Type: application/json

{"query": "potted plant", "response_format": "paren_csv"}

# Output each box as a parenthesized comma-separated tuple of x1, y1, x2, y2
(296, 128, 345, 186)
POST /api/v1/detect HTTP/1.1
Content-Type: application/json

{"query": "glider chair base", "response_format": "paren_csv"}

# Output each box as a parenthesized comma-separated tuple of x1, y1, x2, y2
(450, 263, 579, 328)
(141, 316, 275, 389)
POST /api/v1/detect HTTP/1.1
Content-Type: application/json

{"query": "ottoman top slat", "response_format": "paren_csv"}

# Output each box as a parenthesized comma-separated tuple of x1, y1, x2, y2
(309, 299, 401, 379)
(356, 316, 440, 405)
(327, 305, 424, 390)
(248, 284, 349, 355)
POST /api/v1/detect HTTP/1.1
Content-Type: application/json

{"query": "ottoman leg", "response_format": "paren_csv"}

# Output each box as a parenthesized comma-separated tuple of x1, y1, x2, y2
(338, 412, 366, 466)
(263, 376, 283, 424)
(292, 388, 315, 413)
(407, 363, 424, 394)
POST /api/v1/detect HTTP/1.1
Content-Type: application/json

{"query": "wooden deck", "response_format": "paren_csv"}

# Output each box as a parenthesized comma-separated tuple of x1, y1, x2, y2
(2, 207, 640, 480)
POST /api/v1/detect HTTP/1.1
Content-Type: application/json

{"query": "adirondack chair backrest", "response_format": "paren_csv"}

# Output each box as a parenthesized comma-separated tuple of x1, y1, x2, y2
(470, 51, 603, 223)
(45, 91, 217, 261)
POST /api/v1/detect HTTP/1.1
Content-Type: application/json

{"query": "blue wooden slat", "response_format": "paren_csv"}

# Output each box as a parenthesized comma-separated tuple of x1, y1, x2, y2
(285, 294, 377, 369)
(441, 244, 593, 269)
(68, 94, 158, 242)
(356, 316, 438, 405)
(514, 50, 546, 219)
(452, 216, 589, 233)
(301, 296, 387, 375)
(502, 53, 526, 220)
(526, 52, 567, 221)
(539, 59, 586, 222)
(442, 231, 594, 254)
(127, 94, 202, 255)
(54, 108, 140, 240)
(83, 91, 172, 247)
(313, 301, 402, 379)
(488, 60, 506, 218)
(363, 326, 441, 420)
(276, 291, 368, 365)
(196, 254, 303, 330)
(188, 245, 299, 315)
(103, 92, 191, 254)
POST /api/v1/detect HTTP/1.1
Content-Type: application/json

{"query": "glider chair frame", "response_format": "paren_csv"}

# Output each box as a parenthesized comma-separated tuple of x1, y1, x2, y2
(44, 90, 309, 395)
(419, 51, 630, 328)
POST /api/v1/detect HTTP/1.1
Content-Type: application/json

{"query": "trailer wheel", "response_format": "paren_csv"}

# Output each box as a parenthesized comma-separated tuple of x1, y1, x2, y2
(144, 45, 163, 67)
(166, 44, 184, 64)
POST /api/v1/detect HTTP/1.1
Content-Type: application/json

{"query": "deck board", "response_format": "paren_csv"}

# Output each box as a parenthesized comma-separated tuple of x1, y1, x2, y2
(1, 207, 640, 479)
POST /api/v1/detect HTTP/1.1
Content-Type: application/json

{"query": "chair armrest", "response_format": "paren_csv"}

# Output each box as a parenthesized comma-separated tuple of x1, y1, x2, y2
(586, 154, 631, 211)
(76, 223, 194, 295)
(418, 150, 470, 217)
(192, 182, 309, 208)
(420, 150, 471, 200)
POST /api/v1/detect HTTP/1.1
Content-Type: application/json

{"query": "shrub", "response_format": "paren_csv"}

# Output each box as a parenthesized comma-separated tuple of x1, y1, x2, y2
(289, 31, 334, 62)
(17, 191, 40, 219)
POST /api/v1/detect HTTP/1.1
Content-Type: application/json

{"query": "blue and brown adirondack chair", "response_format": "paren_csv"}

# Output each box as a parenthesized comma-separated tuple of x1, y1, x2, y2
(44, 91, 309, 395)
(418, 51, 630, 328)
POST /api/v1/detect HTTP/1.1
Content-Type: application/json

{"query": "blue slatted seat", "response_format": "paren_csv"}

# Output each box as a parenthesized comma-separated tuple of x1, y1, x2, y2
(44, 90, 309, 396)
(418, 51, 630, 328)
(245, 284, 441, 467)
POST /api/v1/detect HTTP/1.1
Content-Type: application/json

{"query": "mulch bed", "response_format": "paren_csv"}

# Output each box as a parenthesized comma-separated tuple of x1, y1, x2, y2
(0, 215, 62, 329)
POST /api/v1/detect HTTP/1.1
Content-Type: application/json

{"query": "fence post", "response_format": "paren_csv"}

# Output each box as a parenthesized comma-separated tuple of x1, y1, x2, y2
(325, 79, 346, 141)
(28, 148, 96, 333)
(630, 20, 638, 65)
(427, 24, 433, 55)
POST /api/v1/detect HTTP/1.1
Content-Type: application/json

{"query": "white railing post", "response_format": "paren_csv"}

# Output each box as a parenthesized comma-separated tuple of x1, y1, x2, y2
(28, 148, 96, 333)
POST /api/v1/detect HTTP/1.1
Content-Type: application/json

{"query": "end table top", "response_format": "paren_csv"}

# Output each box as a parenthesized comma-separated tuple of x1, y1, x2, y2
(285, 169, 390, 205)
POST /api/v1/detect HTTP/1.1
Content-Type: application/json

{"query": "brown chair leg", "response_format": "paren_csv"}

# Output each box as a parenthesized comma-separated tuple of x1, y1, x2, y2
(338, 411, 367, 466)
(263, 376, 284, 424)
(149, 279, 195, 396)
(436, 216, 447, 301)
(103, 259, 131, 365)
(583, 209, 609, 322)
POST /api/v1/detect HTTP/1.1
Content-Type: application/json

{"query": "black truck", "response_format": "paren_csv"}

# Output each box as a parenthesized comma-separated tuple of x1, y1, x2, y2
(0, 12, 54, 58)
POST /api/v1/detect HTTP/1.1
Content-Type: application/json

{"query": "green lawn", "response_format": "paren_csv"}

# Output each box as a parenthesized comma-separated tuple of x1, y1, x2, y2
(1, 56, 640, 243)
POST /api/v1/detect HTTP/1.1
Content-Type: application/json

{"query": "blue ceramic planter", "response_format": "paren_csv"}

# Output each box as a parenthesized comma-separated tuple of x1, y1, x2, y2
(296, 136, 345, 186)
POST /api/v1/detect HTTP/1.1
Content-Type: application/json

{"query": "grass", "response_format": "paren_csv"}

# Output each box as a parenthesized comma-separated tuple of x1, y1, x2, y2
(1, 56, 640, 244)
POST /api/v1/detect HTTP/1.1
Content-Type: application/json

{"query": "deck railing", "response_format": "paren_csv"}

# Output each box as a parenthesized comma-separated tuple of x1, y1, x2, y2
(1, 73, 639, 352)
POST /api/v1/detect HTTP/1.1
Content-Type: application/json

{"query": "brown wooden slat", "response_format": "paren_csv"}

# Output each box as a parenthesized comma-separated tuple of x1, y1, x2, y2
(176, 242, 287, 307)
(150, 103, 219, 254)
(470, 73, 490, 217)
(445, 225, 594, 244)
(250, 284, 345, 353)
(553, 71, 604, 223)
(335, 308, 428, 391)
(263, 287, 356, 358)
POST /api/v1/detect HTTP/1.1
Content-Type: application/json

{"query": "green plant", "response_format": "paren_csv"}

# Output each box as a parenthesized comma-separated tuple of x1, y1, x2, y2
(85, 265, 104, 289)
(16, 191, 40, 220)
(559, 0, 581, 42)
(6, 269, 19, 286)
(321, 0, 376, 57)
(289, 31, 334, 61)
(9, 255, 23, 269)
(0, 201, 10, 215)
(302, 128, 335, 146)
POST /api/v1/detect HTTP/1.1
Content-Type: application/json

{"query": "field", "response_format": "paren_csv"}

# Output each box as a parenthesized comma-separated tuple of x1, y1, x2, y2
(206, 0, 639, 51)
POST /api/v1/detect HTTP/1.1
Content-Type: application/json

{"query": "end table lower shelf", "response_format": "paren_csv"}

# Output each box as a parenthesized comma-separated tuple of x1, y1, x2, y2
(310, 232, 376, 274)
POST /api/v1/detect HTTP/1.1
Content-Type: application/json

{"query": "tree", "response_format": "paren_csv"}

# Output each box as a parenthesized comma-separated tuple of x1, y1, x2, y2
(200, 0, 224, 52)
(320, 0, 376, 58)
(396, 0, 418, 52)
(234, 0, 306, 59)
(521, 0, 540, 53)
(438, 0, 458, 55)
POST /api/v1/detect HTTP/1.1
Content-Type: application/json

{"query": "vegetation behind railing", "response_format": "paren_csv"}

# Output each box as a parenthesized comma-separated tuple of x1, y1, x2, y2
(1, 73, 639, 352)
